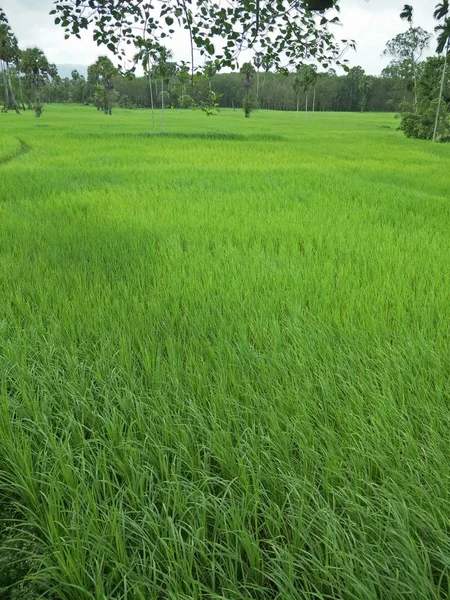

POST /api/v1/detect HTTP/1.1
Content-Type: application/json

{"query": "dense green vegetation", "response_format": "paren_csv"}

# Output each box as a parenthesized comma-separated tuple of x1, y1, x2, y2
(41, 67, 399, 113)
(1, 105, 450, 599)
(2, 2, 450, 139)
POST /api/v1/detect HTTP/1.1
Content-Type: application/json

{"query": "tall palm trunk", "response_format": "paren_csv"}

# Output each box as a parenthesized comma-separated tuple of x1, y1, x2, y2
(161, 79, 165, 133)
(1, 61, 10, 111)
(296, 94, 299, 118)
(433, 46, 448, 142)
(17, 69, 26, 110)
(6, 65, 20, 113)
(148, 72, 155, 133)
(412, 53, 418, 112)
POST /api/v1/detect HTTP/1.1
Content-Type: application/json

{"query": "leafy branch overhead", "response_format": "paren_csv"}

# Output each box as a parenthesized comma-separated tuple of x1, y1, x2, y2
(50, 0, 354, 72)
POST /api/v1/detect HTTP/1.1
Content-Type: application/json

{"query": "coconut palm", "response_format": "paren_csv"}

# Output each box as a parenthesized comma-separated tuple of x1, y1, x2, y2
(253, 53, 264, 102)
(434, 0, 449, 20)
(134, 42, 156, 132)
(0, 11, 20, 113)
(293, 74, 302, 118)
(152, 45, 174, 132)
(294, 65, 317, 118)
(400, 4, 419, 110)
(433, 17, 450, 141)
(400, 4, 414, 23)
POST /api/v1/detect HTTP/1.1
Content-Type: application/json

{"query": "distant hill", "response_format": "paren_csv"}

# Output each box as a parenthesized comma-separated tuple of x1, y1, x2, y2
(56, 64, 88, 79)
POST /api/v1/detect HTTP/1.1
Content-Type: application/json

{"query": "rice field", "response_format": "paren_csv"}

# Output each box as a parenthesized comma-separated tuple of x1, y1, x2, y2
(0, 105, 450, 600)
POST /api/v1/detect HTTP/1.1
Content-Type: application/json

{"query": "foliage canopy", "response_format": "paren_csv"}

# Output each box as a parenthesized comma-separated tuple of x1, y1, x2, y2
(51, 0, 352, 73)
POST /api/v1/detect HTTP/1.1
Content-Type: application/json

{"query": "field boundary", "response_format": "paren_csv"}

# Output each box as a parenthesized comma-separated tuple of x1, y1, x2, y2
(0, 139, 31, 167)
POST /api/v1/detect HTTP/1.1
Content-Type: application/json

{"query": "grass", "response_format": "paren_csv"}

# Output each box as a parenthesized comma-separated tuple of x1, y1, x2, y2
(0, 104, 450, 599)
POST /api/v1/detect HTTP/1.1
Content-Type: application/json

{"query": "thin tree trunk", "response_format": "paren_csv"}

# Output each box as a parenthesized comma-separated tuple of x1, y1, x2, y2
(148, 72, 155, 133)
(312, 87, 316, 114)
(305, 92, 308, 118)
(180, 0, 195, 95)
(1, 61, 10, 111)
(161, 79, 165, 133)
(256, 69, 260, 102)
(412, 54, 418, 112)
(35, 88, 42, 117)
(261, 72, 267, 99)
(6, 65, 20, 113)
(3, 62, 9, 110)
(296, 95, 299, 118)
(433, 48, 448, 142)
(17, 71, 26, 110)
(107, 88, 112, 115)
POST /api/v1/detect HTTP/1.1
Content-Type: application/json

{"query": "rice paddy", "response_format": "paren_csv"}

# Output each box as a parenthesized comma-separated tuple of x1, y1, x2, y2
(0, 105, 450, 599)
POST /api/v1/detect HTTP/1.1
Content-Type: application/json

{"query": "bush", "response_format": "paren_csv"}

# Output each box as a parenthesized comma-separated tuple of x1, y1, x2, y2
(400, 99, 450, 141)
(179, 94, 195, 109)
(243, 96, 258, 118)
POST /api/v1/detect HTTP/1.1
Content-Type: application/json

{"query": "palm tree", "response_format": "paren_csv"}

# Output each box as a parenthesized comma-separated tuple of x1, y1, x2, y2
(294, 65, 317, 118)
(400, 4, 418, 110)
(253, 53, 263, 102)
(434, 0, 449, 20)
(0, 15, 20, 113)
(88, 56, 117, 115)
(259, 56, 273, 105)
(152, 45, 173, 133)
(134, 43, 156, 132)
(400, 4, 413, 22)
(309, 66, 318, 115)
(293, 74, 302, 118)
(433, 16, 450, 141)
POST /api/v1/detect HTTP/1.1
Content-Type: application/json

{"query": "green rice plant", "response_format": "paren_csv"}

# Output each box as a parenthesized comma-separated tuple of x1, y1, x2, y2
(0, 105, 449, 599)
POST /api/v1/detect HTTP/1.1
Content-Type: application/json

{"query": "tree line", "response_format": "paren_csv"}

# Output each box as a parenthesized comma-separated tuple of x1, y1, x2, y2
(1, 2, 450, 140)
(36, 66, 399, 114)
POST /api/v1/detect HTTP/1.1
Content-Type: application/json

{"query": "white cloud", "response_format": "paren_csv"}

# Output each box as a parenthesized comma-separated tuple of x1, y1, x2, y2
(3, 0, 438, 75)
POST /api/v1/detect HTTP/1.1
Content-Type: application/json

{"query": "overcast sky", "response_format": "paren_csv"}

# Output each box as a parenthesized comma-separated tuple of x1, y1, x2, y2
(2, 0, 437, 75)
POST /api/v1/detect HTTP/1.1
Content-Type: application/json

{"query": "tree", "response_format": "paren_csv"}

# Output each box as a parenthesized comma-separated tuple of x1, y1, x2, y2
(293, 73, 302, 118)
(153, 46, 174, 132)
(383, 25, 431, 113)
(358, 75, 374, 111)
(433, 16, 450, 140)
(434, 0, 449, 20)
(51, 0, 353, 79)
(253, 53, 264, 102)
(0, 9, 20, 113)
(70, 69, 88, 103)
(400, 4, 419, 110)
(240, 62, 257, 118)
(400, 56, 450, 140)
(20, 47, 57, 116)
(293, 65, 317, 117)
(134, 42, 158, 132)
(88, 56, 117, 115)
